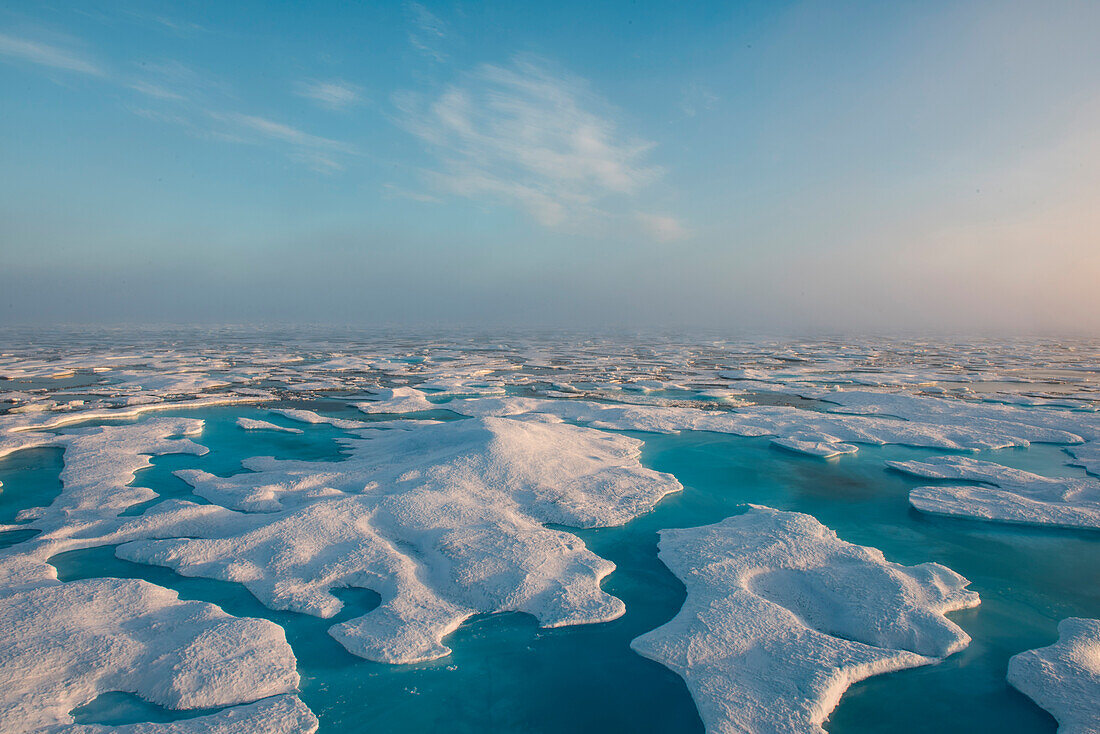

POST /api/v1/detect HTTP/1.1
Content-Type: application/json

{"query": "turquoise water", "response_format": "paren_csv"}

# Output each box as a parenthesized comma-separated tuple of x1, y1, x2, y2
(5, 406, 1099, 732)
(70, 692, 221, 726)
(0, 446, 63, 548)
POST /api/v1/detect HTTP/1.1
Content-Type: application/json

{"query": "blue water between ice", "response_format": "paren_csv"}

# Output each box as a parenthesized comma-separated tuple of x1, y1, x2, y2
(2, 403, 1097, 733)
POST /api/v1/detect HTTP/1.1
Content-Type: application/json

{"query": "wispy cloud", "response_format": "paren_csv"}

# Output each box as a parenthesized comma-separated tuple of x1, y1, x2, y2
(406, 2, 447, 62)
(680, 82, 719, 118)
(636, 212, 689, 242)
(210, 112, 357, 172)
(126, 80, 185, 101)
(383, 183, 443, 203)
(397, 57, 682, 236)
(215, 112, 345, 149)
(294, 79, 364, 110)
(71, 7, 210, 36)
(0, 31, 202, 103)
(130, 12, 209, 35)
(0, 29, 355, 173)
(131, 59, 232, 103)
(0, 32, 104, 76)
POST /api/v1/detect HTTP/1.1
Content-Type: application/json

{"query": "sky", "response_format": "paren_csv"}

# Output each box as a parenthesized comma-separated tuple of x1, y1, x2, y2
(1, 0, 1098, 333)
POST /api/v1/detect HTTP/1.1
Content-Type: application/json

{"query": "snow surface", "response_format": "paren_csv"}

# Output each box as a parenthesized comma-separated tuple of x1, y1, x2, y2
(268, 408, 371, 430)
(444, 396, 1045, 451)
(887, 456, 1100, 529)
(1068, 444, 1100, 478)
(415, 378, 506, 396)
(771, 432, 860, 458)
(1007, 617, 1100, 734)
(116, 415, 682, 663)
(0, 396, 264, 447)
(1, 333, 1097, 730)
(235, 417, 304, 434)
(0, 577, 305, 733)
(65, 695, 318, 734)
(355, 387, 437, 414)
(811, 390, 1099, 450)
(631, 506, 978, 734)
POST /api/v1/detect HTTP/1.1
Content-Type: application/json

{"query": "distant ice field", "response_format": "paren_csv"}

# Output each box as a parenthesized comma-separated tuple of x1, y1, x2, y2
(0, 328, 1097, 733)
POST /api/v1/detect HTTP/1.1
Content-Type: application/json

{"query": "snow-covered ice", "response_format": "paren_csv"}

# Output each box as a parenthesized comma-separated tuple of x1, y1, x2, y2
(1, 331, 1097, 731)
(268, 408, 372, 430)
(64, 695, 318, 734)
(887, 456, 1100, 529)
(631, 506, 979, 734)
(1068, 444, 1100, 478)
(116, 415, 682, 663)
(354, 387, 437, 414)
(771, 432, 860, 459)
(444, 395, 1045, 452)
(235, 417, 304, 434)
(0, 577, 305, 733)
(1007, 617, 1100, 734)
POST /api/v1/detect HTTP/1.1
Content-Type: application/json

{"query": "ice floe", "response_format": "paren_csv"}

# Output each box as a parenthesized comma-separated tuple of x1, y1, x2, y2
(0, 395, 265, 440)
(887, 456, 1100, 530)
(355, 387, 437, 414)
(16, 419, 206, 520)
(1007, 617, 1100, 734)
(0, 577, 306, 733)
(65, 694, 318, 734)
(0, 418, 219, 592)
(235, 417, 304, 434)
(268, 408, 371, 430)
(631, 506, 978, 734)
(1068, 444, 1100, 478)
(415, 378, 506, 397)
(771, 432, 860, 459)
(444, 396, 1046, 452)
(108, 371, 236, 395)
(815, 390, 1097, 446)
(114, 416, 682, 663)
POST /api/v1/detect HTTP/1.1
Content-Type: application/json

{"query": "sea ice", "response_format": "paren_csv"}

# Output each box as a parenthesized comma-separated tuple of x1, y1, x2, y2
(771, 432, 860, 458)
(0, 418, 212, 591)
(445, 396, 1045, 451)
(235, 417, 304, 434)
(0, 430, 58, 460)
(109, 371, 235, 395)
(0, 396, 263, 440)
(631, 506, 978, 734)
(34, 419, 207, 518)
(354, 387, 437, 414)
(1007, 617, 1100, 734)
(283, 379, 345, 392)
(2, 334, 1097, 732)
(887, 456, 1100, 529)
(1067, 444, 1100, 478)
(311, 356, 380, 372)
(65, 694, 318, 734)
(268, 408, 371, 430)
(815, 390, 1096, 446)
(415, 377, 506, 396)
(0, 577, 305, 732)
(115, 415, 682, 663)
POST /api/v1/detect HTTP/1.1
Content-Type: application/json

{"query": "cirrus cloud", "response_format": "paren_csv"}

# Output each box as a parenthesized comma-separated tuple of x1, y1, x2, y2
(0, 32, 104, 76)
(397, 57, 684, 238)
(294, 79, 364, 110)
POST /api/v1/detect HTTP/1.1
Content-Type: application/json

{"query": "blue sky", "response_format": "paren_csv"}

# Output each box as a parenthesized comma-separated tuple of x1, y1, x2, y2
(1, 0, 1098, 332)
